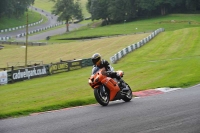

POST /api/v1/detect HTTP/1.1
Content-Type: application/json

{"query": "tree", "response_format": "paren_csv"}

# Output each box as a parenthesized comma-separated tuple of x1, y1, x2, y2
(87, 0, 200, 23)
(136, 0, 183, 16)
(153, 0, 177, 15)
(87, 0, 137, 24)
(0, 0, 7, 18)
(88, 0, 109, 21)
(135, 0, 157, 16)
(185, 0, 200, 11)
(0, 0, 35, 18)
(108, 0, 137, 22)
(51, 0, 83, 32)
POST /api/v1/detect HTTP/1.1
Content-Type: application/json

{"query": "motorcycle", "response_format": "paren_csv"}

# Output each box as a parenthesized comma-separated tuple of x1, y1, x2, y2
(88, 67, 132, 106)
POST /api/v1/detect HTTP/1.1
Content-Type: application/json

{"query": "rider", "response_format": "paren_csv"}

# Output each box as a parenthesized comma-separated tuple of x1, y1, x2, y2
(91, 53, 128, 91)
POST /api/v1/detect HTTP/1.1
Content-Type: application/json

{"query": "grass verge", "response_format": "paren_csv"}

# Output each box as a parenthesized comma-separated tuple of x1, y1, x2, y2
(48, 14, 200, 42)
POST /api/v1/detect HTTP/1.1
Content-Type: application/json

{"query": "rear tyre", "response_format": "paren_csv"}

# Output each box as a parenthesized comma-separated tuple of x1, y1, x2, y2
(122, 84, 133, 102)
(94, 88, 109, 106)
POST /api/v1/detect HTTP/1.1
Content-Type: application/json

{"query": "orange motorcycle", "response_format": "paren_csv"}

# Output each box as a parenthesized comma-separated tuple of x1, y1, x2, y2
(88, 67, 132, 106)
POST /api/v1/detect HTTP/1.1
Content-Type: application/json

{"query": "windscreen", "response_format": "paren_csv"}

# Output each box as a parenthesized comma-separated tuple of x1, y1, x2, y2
(92, 67, 100, 75)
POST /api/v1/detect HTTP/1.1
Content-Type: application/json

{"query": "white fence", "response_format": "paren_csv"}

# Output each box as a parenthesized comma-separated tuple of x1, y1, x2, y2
(0, 19, 43, 33)
(0, 41, 47, 46)
(110, 28, 165, 64)
(0, 19, 67, 41)
(0, 36, 12, 41)
(0, 19, 43, 41)
(15, 22, 65, 38)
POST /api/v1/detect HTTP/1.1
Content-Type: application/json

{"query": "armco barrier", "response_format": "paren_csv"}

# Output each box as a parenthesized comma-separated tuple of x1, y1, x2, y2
(4, 58, 93, 84)
(7, 65, 48, 83)
(16, 21, 65, 38)
(7, 70, 13, 83)
(0, 41, 47, 46)
(68, 59, 82, 71)
(48, 59, 92, 74)
(48, 62, 69, 74)
(82, 58, 93, 67)
(110, 28, 165, 64)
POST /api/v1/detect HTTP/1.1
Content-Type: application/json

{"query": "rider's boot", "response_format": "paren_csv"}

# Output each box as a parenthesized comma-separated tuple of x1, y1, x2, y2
(117, 78, 129, 92)
(109, 71, 129, 92)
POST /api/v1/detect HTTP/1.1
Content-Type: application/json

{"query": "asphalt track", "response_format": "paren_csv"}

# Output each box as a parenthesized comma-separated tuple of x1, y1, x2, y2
(0, 84, 200, 133)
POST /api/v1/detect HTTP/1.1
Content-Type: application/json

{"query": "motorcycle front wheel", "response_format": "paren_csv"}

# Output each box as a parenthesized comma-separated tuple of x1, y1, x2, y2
(94, 87, 109, 106)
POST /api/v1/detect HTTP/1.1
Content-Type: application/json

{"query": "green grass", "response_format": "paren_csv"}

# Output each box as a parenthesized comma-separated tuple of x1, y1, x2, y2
(34, 0, 55, 13)
(116, 28, 200, 90)
(0, 27, 200, 119)
(0, 67, 99, 118)
(0, 10, 43, 30)
(48, 14, 200, 42)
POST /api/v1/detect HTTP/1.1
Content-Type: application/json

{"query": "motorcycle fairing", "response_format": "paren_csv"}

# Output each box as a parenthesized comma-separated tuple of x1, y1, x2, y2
(101, 77, 120, 101)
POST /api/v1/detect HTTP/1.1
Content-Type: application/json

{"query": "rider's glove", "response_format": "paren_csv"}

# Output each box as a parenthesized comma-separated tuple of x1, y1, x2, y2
(106, 71, 112, 77)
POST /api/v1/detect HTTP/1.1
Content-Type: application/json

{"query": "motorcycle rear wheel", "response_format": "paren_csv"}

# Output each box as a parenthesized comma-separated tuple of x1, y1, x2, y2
(122, 84, 133, 102)
(94, 88, 109, 106)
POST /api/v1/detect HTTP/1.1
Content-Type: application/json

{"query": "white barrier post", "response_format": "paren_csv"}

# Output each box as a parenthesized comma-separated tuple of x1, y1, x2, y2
(0, 71, 8, 85)
(118, 51, 122, 59)
(123, 48, 126, 56)
(128, 45, 132, 52)
(136, 42, 140, 48)
(110, 56, 116, 64)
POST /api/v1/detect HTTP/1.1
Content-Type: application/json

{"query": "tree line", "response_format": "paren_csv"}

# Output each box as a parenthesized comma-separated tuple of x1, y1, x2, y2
(0, 0, 34, 18)
(1, 0, 200, 31)
(87, 0, 200, 24)
(51, 0, 83, 32)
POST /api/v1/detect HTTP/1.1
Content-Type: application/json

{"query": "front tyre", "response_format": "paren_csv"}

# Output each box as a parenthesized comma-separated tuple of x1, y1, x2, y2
(94, 88, 109, 106)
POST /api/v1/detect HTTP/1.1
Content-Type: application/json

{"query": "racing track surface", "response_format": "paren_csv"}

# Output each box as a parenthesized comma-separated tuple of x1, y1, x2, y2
(1, 84, 200, 133)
